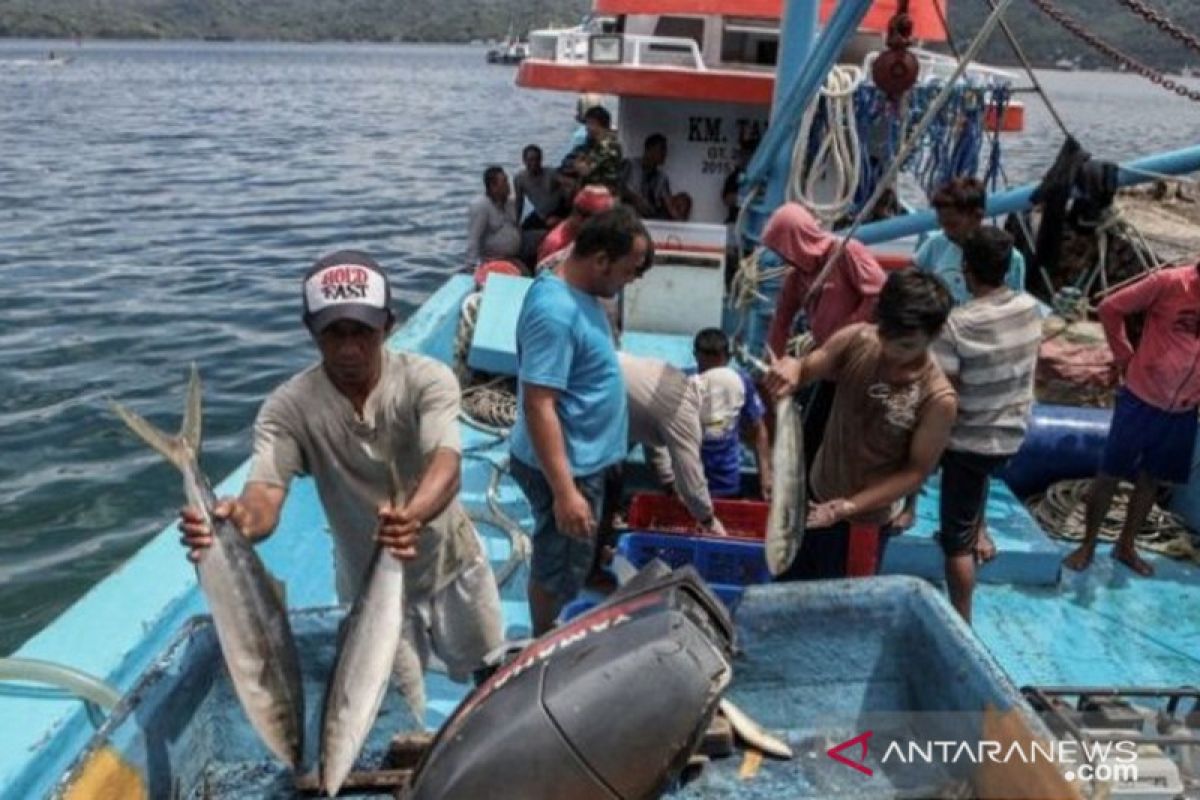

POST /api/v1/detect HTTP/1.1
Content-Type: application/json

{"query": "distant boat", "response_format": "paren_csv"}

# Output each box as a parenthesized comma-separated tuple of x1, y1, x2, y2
(1054, 57, 1077, 71)
(486, 39, 529, 65)
(487, 21, 528, 65)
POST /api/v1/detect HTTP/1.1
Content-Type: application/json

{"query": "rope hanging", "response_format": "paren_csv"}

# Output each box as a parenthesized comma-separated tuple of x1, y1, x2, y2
(789, 66, 864, 223)
(800, 0, 1018, 313)
(852, 82, 1003, 208)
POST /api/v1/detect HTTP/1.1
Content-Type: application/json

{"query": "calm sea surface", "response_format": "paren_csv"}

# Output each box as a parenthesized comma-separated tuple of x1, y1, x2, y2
(1, 39, 1198, 655)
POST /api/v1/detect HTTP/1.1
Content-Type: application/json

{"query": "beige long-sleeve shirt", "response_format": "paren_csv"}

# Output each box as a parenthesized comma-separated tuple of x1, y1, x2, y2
(618, 353, 713, 523)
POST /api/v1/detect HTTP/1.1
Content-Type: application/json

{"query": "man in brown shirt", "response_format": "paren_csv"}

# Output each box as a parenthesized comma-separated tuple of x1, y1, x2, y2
(764, 270, 957, 580)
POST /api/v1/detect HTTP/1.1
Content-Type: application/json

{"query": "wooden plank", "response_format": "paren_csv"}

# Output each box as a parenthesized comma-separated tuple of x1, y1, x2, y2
(294, 769, 412, 795)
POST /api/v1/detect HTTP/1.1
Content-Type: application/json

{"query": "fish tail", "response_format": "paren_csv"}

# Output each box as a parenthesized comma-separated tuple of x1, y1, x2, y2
(181, 363, 202, 454)
(111, 365, 203, 472)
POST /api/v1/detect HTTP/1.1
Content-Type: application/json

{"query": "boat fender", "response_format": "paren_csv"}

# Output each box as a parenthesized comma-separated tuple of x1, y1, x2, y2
(872, 2, 920, 99)
(999, 404, 1111, 497)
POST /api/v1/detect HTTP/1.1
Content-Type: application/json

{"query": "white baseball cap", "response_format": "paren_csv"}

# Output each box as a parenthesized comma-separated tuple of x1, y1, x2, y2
(302, 250, 393, 334)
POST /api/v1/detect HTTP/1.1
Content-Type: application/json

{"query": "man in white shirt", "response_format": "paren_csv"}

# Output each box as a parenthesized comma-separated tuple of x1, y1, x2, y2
(179, 250, 502, 697)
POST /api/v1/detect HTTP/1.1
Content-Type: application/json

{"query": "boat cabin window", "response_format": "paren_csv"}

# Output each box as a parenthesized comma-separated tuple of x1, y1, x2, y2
(652, 15, 705, 47)
(625, 14, 708, 68)
(721, 17, 779, 67)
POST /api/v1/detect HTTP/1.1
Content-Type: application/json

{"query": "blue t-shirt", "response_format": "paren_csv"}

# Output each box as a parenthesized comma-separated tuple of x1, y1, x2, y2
(691, 367, 765, 497)
(510, 272, 628, 476)
(914, 232, 1026, 305)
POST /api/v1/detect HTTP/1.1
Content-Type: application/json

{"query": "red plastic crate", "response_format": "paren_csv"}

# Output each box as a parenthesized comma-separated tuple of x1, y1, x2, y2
(626, 493, 768, 541)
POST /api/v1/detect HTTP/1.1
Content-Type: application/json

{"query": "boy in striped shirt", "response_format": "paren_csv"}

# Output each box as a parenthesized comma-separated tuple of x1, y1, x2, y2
(931, 227, 1042, 622)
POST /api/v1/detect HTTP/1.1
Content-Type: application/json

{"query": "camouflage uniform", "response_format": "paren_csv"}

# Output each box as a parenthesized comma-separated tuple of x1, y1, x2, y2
(580, 133, 624, 193)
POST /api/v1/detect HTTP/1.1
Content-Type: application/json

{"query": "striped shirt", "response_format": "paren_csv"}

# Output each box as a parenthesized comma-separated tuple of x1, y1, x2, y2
(932, 289, 1041, 455)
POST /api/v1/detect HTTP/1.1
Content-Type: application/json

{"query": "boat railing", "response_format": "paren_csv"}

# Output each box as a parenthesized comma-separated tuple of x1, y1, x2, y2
(527, 28, 707, 71)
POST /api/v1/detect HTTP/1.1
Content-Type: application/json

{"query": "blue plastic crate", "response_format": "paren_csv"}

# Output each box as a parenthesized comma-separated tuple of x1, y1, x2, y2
(616, 531, 772, 587)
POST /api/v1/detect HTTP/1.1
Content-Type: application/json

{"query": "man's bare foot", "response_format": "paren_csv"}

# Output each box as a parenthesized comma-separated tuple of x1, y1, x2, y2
(974, 525, 997, 564)
(1112, 547, 1155, 577)
(1062, 545, 1095, 572)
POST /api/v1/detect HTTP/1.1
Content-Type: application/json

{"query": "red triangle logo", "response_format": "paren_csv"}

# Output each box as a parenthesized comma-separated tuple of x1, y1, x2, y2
(827, 731, 874, 776)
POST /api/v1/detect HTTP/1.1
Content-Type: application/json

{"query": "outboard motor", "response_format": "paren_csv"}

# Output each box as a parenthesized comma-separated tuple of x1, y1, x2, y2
(405, 564, 734, 799)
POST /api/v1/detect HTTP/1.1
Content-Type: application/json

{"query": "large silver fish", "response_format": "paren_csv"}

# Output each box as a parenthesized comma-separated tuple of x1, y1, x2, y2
(112, 366, 304, 768)
(319, 546, 406, 796)
(319, 442, 421, 797)
(766, 397, 806, 577)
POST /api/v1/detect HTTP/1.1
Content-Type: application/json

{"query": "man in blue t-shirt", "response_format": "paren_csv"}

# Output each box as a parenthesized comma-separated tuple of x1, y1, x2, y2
(510, 206, 653, 634)
(692, 328, 772, 501)
(914, 177, 1025, 306)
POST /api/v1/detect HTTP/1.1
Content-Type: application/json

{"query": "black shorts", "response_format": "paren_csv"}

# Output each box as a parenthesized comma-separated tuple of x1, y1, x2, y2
(774, 520, 893, 581)
(938, 450, 1011, 557)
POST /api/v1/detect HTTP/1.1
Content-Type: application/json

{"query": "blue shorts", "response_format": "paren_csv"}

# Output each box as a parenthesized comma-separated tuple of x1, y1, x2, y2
(1101, 388, 1198, 484)
(510, 457, 611, 602)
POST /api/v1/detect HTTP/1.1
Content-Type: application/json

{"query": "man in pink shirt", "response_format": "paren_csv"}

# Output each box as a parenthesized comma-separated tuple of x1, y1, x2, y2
(763, 203, 887, 356)
(762, 202, 887, 467)
(1064, 263, 1200, 577)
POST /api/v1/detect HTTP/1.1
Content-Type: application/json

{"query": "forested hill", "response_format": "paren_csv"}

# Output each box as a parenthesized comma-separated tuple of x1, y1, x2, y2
(2, 0, 1199, 73)
(0, 0, 590, 44)
(947, 0, 1200, 73)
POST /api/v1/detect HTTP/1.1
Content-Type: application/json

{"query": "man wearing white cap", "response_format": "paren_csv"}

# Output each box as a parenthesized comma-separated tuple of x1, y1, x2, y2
(178, 250, 503, 693)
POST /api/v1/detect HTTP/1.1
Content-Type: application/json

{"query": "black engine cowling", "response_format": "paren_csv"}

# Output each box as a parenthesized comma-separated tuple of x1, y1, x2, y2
(405, 565, 734, 800)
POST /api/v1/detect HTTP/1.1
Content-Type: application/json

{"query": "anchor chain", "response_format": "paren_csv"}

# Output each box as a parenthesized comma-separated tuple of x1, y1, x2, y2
(1028, 0, 1200, 104)
(1117, 0, 1200, 58)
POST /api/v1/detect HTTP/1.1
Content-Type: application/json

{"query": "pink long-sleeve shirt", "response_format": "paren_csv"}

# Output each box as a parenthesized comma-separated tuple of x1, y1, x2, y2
(1098, 263, 1200, 412)
(763, 203, 887, 356)
(765, 237, 885, 356)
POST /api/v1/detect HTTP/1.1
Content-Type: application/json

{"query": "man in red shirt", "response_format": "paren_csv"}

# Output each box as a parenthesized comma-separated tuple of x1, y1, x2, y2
(536, 185, 615, 267)
(763, 203, 886, 356)
(762, 202, 887, 467)
(1064, 263, 1200, 577)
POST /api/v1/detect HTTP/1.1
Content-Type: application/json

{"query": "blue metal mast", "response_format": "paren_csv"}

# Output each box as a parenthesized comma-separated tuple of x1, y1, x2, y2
(851, 143, 1200, 245)
(734, 0, 875, 353)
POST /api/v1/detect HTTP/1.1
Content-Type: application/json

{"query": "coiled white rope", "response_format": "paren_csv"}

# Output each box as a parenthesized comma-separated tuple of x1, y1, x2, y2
(729, 247, 790, 314)
(452, 292, 483, 384)
(788, 65, 864, 223)
(1027, 479, 1197, 561)
(452, 291, 518, 432)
